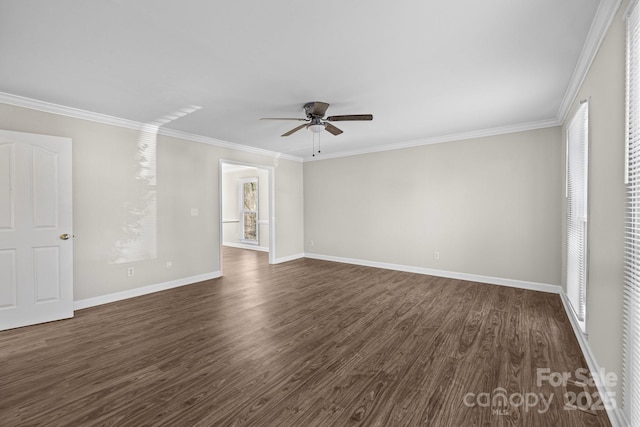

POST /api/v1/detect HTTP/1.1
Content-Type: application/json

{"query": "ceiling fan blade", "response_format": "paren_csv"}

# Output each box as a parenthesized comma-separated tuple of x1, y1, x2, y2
(261, 117, 309, 121)
(311, 102, 330, 117)
(326, 114, 373, 122)
(325, 123, 343, 136)
(281, 123, 308, 137)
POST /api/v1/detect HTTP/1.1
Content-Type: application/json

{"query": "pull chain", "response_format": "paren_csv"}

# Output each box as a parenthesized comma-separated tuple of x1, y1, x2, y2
(312, 131, 316, 157)
(311, 128, 322, 157)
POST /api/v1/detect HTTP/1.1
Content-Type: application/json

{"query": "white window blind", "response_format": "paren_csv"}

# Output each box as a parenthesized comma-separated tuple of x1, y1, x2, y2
(625, 1, 640, 424)
(566, 100, 589, 334)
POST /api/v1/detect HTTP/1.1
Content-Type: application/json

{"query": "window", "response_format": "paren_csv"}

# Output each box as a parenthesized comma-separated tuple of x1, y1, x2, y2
(240, 178, 258, 243)
(625, 1, 640, 424)
(566, 99, 589, 334)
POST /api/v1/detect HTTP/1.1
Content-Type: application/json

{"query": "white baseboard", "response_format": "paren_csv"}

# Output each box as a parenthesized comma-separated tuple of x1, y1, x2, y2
(74, 271, 222, 310)
(273, 253, 305, 264)
(304, 252, 561, 294)
(559, 292, 628, 427)
(222, 242, 269, 252)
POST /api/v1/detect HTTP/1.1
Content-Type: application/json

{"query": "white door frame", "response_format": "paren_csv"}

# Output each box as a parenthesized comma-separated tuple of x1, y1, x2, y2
(219, 159, 275, 273)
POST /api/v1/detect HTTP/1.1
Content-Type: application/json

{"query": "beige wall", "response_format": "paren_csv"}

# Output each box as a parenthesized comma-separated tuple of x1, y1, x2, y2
(0, 102, 304, 301)
(561, 0, 626, 400)
(304, 126, 562, 286)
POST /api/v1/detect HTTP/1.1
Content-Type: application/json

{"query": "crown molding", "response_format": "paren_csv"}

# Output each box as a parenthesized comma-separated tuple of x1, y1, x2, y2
(557, 0, 622, 124)
(304, 117, 561, 162)
(0, 91, 303, 163)
(0, 91, 147, 131)
(156, 127, 302, 162)
(0, 90, 561, 163)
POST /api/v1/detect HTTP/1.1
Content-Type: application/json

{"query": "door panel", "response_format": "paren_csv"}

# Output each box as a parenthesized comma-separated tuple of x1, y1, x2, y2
(34, 246, 61, 302)
(0, 143, 15, 229)
(0, 249, 17, 308)
(0, 130, 73, 331)
(32, 146, 58, 228)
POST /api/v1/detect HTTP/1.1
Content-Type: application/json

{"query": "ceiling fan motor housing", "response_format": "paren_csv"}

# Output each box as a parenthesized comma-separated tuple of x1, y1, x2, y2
(304, 102, 328, 118)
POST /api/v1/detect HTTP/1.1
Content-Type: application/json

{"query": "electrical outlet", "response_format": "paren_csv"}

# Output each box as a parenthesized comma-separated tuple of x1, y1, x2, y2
(127, 267, 135, 277)
(310, 240, 314, 247)
(166, 261, 173, 269)
(191, 208, 199, 216)
(433, 252, 440, 260)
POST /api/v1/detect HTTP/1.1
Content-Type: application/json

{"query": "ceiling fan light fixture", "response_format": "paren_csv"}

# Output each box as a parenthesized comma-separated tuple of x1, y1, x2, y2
(308, 123, 325, 134)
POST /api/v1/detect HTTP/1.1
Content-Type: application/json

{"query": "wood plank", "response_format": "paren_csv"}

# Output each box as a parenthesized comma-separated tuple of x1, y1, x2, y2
(0, 247, 612, 426)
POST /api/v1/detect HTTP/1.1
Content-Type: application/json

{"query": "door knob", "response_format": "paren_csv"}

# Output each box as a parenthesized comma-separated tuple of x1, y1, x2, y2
(60, 233, 71, 240)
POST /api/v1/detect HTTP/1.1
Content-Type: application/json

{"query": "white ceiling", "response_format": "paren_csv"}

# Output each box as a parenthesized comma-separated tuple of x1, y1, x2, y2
(0, 0, 608, 160)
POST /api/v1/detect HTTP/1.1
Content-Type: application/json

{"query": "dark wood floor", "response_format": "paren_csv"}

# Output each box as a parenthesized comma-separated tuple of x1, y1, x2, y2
(0, 247, 611, 426)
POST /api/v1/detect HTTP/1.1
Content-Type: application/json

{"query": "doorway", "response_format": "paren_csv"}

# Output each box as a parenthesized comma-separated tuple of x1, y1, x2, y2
(219, 160, 275, 274)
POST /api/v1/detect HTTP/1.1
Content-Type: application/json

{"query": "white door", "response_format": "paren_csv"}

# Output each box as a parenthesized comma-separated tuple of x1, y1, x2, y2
(0, 129, 73, 331)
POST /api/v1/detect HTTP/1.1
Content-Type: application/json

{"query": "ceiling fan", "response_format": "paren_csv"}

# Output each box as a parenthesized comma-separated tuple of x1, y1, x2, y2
(261, 102, 373, 137)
